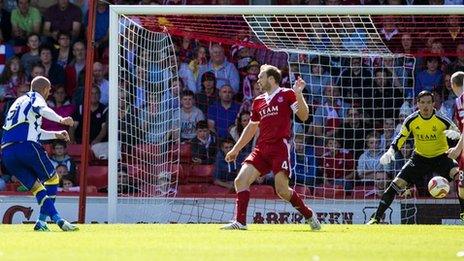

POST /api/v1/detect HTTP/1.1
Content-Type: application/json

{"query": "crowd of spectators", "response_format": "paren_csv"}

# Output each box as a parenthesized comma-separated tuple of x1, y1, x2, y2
(0, 0, 462, 198)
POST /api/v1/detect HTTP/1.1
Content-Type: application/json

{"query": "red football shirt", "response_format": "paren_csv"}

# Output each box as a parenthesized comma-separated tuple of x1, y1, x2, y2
(454, 93, 464, 132)
(250, 87, 298, 144)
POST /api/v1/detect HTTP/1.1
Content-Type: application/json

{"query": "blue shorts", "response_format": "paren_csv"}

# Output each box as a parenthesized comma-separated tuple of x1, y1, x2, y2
(2, 141, 55, 190)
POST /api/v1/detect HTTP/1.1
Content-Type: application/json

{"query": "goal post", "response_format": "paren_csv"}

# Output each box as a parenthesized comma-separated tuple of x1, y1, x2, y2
(108, 5, 463, 224)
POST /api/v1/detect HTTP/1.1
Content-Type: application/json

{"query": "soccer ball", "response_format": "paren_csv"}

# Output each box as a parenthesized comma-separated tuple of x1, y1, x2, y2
(427, 176, 450, 199)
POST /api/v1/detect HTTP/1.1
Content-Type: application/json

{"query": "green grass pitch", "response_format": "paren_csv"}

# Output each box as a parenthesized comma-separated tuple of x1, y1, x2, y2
(0, 224, 463, 260)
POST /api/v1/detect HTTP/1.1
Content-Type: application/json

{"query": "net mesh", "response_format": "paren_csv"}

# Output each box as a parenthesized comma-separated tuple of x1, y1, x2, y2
(117, 15, 180, 222)
(113, 12, 463, 224)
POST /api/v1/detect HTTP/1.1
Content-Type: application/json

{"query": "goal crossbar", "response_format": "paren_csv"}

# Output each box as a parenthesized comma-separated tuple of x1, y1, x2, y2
(108, 5, 461, 223)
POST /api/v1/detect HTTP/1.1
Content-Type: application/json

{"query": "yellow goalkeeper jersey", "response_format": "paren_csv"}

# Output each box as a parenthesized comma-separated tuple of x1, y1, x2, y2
(392, 110, 458, 158)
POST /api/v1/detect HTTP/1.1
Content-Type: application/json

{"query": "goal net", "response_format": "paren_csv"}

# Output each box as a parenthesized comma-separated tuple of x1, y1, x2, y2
(108, 6, 462, 224)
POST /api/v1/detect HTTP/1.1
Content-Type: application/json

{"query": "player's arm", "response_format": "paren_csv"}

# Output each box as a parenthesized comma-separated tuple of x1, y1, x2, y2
(444, 117, 464, 159)
(448, 136, 464, 160)
(225, 122, 258, 163)
(232, 122, 259, 153)
(34, 98, 74, 126)
(39, 128, 70, 141)
(380, 116, 412, 165)
(39, 106, 74, 126)
(292, 77, 309, 122)
(391, 116, 412, 152)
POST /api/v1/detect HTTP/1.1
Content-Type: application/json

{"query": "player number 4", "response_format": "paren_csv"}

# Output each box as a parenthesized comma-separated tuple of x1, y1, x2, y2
(281, 161, 288, 170)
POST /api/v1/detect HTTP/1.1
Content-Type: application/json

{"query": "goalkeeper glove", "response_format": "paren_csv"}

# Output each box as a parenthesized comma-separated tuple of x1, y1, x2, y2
(379, 147, 395, 165)
(444, 129, 461, 140)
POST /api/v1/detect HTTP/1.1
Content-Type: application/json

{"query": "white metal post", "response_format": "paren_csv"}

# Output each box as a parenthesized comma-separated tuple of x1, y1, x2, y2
(108, 6, 120, 223)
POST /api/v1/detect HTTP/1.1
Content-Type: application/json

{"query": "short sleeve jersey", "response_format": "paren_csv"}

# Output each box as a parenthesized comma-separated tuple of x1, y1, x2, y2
(454, 93, 464, 132)
(250, 87, 298, 144)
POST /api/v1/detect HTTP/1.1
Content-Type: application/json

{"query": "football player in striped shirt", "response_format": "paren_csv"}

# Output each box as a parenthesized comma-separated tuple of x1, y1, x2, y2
(2, 76, 78, 231)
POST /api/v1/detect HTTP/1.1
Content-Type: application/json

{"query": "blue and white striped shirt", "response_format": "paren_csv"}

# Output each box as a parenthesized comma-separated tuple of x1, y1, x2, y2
(2, 91, 63, 145)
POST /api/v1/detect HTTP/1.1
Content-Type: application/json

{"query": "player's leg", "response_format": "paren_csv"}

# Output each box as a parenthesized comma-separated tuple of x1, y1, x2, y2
(29, 180, 59, 231)
(457, 171, 464, 222)
(35, 173, 60, 225)
(444, 158, 464, 222)
(272, 139, 320, 230)
(274, 172, 320, 230)
(368, 158, 417, 224)
(234, 163, 261, 224)
(458, 154, 464, 222)
(29, 142, 78, 231)
(221, 163, 261, 230)
(368, 177, 408, 224)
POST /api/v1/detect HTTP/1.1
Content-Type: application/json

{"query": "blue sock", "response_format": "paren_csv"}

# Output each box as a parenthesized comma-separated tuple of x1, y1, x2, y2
(38, 185, 57, 222)
(38, 213, 47, 223)
(45, 184, 57, 203)
(35, 190, 59, 222)
(51, 214, 63, 223)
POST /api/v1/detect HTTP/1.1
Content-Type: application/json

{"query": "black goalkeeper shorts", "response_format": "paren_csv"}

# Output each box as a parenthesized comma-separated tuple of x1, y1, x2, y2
(397, 153, 458, 185)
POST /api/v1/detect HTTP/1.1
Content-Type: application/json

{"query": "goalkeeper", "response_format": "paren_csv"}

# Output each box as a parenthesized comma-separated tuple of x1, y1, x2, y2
(368, 91, 464, 224)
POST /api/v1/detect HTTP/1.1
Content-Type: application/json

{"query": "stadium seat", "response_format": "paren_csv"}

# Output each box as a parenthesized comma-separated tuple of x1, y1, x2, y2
(138, 183, 157, 197)
(43, 143, 53, 155)
(87, 166, 108, 190)
(66, 144, 97, 163)
(177, 183, 209, 196)
(86, 186, 98, 193)
(90, 159, 108, 166)
(67, 144, 84, 159)
(293, 185, 312, 197)
(250, 185, 276, 198)
(180, 143, 192, 163)
(5, 182, 21, 191)
(178, 164, 190, 184)
(353, 186, 377, 199)
(188, 164, 215, 183)
(206, 185, 232, 197)
(132, 144, 161, 164)
(314, 185, 344, 199)
(126, 164, 144, 180)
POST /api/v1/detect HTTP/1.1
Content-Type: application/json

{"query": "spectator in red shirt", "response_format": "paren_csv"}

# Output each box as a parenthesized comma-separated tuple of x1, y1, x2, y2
(319, 137, 355, 190)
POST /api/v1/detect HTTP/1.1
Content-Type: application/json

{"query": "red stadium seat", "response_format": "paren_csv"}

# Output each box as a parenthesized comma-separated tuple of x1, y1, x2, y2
(353, 186, 377, 199)
(178, 164, 190, 184)
(6, 182, 21, 191)
(250, 185, 275, 198)
(43, 143, 53, 155)
(137, 183, 157, 197)
(126, 164, 144, 180)
(180, 143, 192, 163)
(206, 185, 231, 197)
(67, 144, 84, 158)
(87, 166, 108, 190)
(133, 144, 161, 163)
(86, 186, 98, 193)
(293, 185, 312, 197)
(177, 183, 209, 196)
(188, 164, 214, 183)
(66, 144, 97, 163)
(314, 185, 344, 199)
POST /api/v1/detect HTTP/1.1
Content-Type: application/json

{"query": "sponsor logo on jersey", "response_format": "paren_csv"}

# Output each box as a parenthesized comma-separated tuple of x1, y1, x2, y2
(259, 105, 279, 118)
(414, 133, 437, 141)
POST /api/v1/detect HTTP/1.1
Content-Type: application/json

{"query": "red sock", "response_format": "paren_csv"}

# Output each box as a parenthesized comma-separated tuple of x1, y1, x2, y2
(235, 190, 250, 225)
(290, 190, 313, 219)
